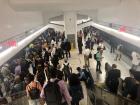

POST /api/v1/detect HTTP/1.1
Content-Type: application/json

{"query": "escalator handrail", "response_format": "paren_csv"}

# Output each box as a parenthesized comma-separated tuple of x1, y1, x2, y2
(94, 82, 140, 105)
(0, 24, 43, 43)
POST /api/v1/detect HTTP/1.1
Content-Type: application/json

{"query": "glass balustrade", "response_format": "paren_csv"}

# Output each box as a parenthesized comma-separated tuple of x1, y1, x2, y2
(0, 25, 44, 53)
(98, 21, 140, 36)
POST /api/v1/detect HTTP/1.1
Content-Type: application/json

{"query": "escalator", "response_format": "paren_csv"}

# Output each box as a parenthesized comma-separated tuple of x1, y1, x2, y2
(87, 68, 140, 105)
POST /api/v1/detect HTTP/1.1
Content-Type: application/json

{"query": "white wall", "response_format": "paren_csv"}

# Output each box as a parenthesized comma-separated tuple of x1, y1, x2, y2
(0, 0, 43, 40)
(97, 0, 140, 28)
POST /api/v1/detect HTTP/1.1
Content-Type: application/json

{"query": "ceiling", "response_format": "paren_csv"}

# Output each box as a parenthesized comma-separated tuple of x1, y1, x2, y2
(8, 0, 122, 23)
(9, 0, 121, 12)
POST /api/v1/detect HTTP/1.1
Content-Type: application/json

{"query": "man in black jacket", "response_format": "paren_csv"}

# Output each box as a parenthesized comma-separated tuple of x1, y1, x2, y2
(77, 34, 83, 54)
(106, 65, 121, 94)
(123, 69, 136, 97)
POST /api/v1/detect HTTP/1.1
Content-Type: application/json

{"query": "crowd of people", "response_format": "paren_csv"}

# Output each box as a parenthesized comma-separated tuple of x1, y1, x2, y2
(105, 63, 140, 103)
(0, 29, 94, 105)
(0, 26, 140, 105)
(77, 27, 140, 104)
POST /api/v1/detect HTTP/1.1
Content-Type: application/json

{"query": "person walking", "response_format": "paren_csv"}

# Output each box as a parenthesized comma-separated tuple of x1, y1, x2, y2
(26, 74, 42, 105)
(95, 47, 102, 73)
(77, 34, 83, 54)
(69, 73, 84, 105)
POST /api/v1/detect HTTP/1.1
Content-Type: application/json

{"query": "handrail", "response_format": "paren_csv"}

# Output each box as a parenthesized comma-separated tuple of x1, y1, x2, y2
(49, 22, 64, 27)
(99, 21, 140, 31)
(99, 21, 140, 36)
(0, 91, 27, 104)
(0, 24, 43, 43)
(95, 84, 140, 105)
(86, 66, 140, 105)
(77, 19, 93, 25)
(0, 24, 44, 53)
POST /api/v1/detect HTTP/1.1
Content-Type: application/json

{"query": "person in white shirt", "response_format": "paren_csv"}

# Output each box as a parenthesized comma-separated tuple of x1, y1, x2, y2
(57, 39, 62, 48)
(131, 51, 140, 70)
(51, 39, 56, 46)
(83, 46, 91, 67)
(98, 41, 105, 55)
(51, 45, 56, 58)
(131, 52, 140, 84)
(114, 44, 123, 61)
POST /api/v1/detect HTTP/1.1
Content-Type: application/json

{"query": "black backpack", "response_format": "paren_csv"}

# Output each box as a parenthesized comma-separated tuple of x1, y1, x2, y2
(70, 85, 84, 101)
(62, 63, 71, 75)
(44, 80, 62, 104)
(28, 82, 40, 100)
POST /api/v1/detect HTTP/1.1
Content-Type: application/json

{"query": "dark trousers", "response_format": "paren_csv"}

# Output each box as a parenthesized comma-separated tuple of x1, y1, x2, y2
(71, 101, 79, 105)
(109, 80, 119, 94)
(115, 54, 121, 61)
(65, 51, 71, 58)
(96, 61, 101, 71)
(110, 46, 115, 53)
(78, 47, 82, 54)
(64, 73, 70, 82)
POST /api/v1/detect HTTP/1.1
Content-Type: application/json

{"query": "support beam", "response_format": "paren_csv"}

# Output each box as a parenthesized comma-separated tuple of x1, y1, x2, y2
(64, 12, 77, 48)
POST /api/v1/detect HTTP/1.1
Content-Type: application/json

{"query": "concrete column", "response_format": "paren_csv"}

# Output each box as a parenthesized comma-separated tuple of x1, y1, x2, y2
(64, 12, 77, 48)
(42, 12, 49, 25)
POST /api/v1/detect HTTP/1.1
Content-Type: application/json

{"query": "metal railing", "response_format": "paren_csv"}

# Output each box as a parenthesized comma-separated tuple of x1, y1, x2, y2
(0, 24, 44, 53)
(87, 67, 140, 105)
(93, 84, 139, 105)
(98, 21, 140, 36)
(0, 91, 28, 105)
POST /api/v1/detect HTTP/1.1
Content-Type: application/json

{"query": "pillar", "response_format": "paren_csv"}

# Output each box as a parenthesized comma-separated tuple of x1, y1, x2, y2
(64, 12, 77, 48)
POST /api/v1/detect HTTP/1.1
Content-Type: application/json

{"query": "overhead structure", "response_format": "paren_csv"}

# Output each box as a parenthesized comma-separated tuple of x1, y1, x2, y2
(64, 12, 77, 48)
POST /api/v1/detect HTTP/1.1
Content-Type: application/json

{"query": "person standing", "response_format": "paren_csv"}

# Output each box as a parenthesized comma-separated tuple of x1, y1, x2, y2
(85, 38, 91, 49)
(56, 71, 72, 105)
(106, 65, 121, 94)
(131, 51, 140, 70)
(61, 59, 72, 82)
(123, 69, 136, 97)
(83, 46, 90, 67)
(95, 47, 102, 73)
(114, 44, 123, 61)
(109, 37, 116, 53)
(64, 39, 71, 58)
(90, 36, 95, 50)
(77, 32, 83, 54)
(40, 69, 71, 105)
(69, 73, 84, 105)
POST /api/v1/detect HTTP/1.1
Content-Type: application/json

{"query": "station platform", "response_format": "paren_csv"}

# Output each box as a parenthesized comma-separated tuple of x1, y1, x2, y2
(68, 44, 130, 83)
(61, 43, 131, 105)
